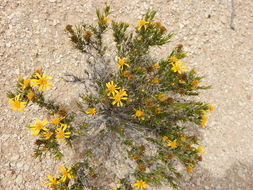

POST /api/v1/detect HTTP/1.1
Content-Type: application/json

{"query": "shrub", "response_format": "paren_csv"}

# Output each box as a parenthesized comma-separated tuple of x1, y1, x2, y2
(7, 6, 213, 190)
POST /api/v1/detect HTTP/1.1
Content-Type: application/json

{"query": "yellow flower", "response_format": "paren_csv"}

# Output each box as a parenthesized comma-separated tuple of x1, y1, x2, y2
(151, 77, 159, 84)
(208, 105, 214, 111)
(106, 81, 120, 96)
(117, 57, 129, 71)
(162, 136, 168, 142)
(51, 117, 64, 125)
(102, 17, 109, 24)
(191, 80, 199, 89)
(21, 79, 31, 90)
(56, 125, 71, 140)
(186, 166, 193, 173)
(155, 107, 161, 114)
(43, 131, 54, 140)
(110, 90, 128, 107)
(30, 118, 48, 135)
(31, 73, 52, 91)
(133, 109, 144, 118)
(137, 36, 142, 40)
(133, 179, 148, 190)
(18, 76, 24, 82)
(181, 136, 186, 142)
(27, 91, 34, 101)
(44, 174, 59, 186)
(59, 166, 74, 182)
(8, 94, 27, 112)
(137, 20, 149, 30)
(171, 61, 187, 74)
(109, 187, 117, 190)
(86, 108, 97, 115)
(197, 145, 204, 154)
(117, 89, 127, 96)
(200, 114, 208, 127)
(157, 93, 166, 102)
(167, 139, 178, 149)
(179, 79, 185, 84)
(169, 56, 178, 63)
(123, 70, 133, 80)
(153, 63, 160, 69)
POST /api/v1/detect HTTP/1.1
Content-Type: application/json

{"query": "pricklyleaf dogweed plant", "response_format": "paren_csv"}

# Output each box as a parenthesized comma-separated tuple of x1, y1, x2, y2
(8, 6, 214, 190)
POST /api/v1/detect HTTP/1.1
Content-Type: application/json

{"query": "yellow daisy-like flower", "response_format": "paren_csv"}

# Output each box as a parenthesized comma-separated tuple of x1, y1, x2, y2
(151, 77, 159, 84)
(21, 79, 31, 90)
(51, 117, 64, 125)
(171, 61, 187, 74)
(153, 63, 160, 69)
(137, 36, 142, 41)
(44, 174, 59, 186)
(208, 105, 214, 111)
(102, 17, 109, 24)
(155, 107, 161, 114)
(137, 20, 149, 30)
(162, 136, 168, 142)
(133, 179, 148, 190)
(59, 166, 73, 182)
(86, 108, 97, 115)
(30, 118, 48, 135)
(27, 91, 34, 101)
(117, 89, 127, 96)
(200, 114, 208, 127)
(106, 81, 120, 96)
(8, 94, 27, 112)
(179, 79, 186, 84)
(117, 57, 129, 71)
(197, 145, 204, 154)
(169, 56, 178, 63)
(110, 90, 128, 107)
(133, 109, 144, 119)
(180, 135, 186, 142)
(191, 80, 199, 89)
(56, 125, 71, 140)
(157, 93, 166, 102)
(109, 187, 117, 190)
(43, 131, 54, 140)
(167, 139, 178, 149)
(186, 166, 193, 173)
(31, 73, 52, 91)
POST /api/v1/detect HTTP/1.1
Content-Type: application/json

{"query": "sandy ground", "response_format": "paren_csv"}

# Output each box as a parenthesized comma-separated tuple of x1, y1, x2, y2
(1, 0, 253, 189)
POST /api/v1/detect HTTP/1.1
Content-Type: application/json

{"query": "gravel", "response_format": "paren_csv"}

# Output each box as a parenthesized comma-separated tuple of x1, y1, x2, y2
(0, 0, 253, 189)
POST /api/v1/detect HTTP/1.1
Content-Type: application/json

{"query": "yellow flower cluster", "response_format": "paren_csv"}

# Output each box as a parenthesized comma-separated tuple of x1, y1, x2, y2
(29, 117, 71, 141)
(8, 71, 52, 112)
(106, 81, 128, 107)
(45, 166, 74, 187)
(162, 136, 178, 149)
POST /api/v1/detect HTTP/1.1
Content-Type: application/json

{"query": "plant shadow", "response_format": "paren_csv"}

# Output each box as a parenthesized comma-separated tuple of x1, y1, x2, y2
(155, 161, 253, 190)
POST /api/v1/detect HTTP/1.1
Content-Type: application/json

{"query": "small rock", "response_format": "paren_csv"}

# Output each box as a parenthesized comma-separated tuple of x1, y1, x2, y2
(16, 175, 23, 185)
(10, 154, 20, 161)
(16, 162, 23, 169)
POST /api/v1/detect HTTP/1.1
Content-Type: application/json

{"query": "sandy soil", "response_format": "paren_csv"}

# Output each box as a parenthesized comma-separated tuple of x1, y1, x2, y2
(0, 0, 253, 189)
